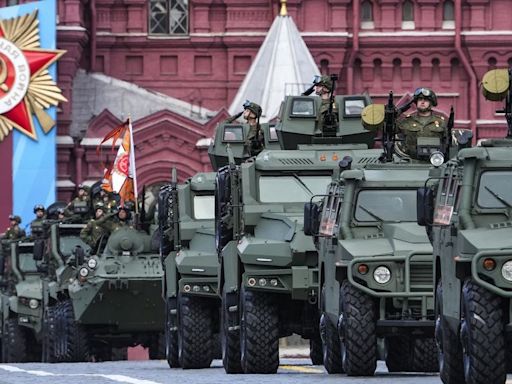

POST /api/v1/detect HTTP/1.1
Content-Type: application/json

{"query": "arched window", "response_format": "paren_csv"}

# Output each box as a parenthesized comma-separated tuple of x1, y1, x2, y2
(361, 1, 374, 29)
(402, 1, 415, 29)
(443, 0, 455, 29)
(149, 0, 189, 35)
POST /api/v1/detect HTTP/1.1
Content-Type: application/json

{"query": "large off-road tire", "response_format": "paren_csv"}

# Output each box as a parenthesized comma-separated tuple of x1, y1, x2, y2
(2, 317, 27, 362)
(461, 279, 505, 384)
(149, 333, 165, 360)
(55, 300, 89, 362)
(42, 306, 58, 363)
(213, 332, 222, 360)
(165, 298, 180, 368)
(340, 281, 377, 376)
(320, 313, 342, 373)
(436, 281, 464, 383)
(385, 335, 411, 372)
(221, 289, 242, 373)
(411, 338, 439, 372)
(309, 336, 323, 366)
(178, 294, 213, 369)
(239, 285, 279, 374)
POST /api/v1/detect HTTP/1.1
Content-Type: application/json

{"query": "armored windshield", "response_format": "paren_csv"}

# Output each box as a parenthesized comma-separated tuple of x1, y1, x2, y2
(259, 175, 332, 203)
(477, 171, 512, 209)
(193, 195, 215, 219)
(355, 189, 417, 222)
(18, 252, 38, 273)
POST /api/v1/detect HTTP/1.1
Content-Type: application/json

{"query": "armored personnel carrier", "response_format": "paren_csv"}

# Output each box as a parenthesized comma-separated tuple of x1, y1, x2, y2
(215, 85, 384, 373)
(417, 68, 512, 384)
(160, 170, 219, 369)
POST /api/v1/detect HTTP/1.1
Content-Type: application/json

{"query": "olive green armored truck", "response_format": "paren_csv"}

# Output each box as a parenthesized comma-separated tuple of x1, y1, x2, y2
(417, 68, 512, 384)
(160, 171, 219, 369)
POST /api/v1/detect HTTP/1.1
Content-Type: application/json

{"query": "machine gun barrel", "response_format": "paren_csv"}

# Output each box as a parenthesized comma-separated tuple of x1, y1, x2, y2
(446, 106, 454, 149)
(382, 91, 396, 162)
(302, 84, 315, 96)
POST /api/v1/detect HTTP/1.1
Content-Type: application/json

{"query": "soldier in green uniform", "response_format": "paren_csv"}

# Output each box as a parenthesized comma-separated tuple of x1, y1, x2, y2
(103, 206, 133, 234)
(30, 204, 46, 239)
(396, 87, 446, 158)
(80, 203, 109, 252)
(314, 75, 335, 115)
(242, 100, 264, 157)
(1, 215, 25, 289)
(67, 184, 92, 222)
(2, 215, 26, 240)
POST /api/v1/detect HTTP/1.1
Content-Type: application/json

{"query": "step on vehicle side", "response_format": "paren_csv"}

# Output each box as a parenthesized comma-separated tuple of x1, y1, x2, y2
(216, 83, 383, 374)
(417, 68, 512, 384)
(160, 170, 220, 369)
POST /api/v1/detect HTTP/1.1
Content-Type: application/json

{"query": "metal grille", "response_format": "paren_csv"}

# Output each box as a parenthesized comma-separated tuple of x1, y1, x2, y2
(278, 158, 315, 165)
(409, 262, 433, 292)
(149, 0, 188, 35)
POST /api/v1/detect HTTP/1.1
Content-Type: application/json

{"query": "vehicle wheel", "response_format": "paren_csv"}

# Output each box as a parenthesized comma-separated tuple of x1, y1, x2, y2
(165, 298, 180, 368)
(55, 300, 89, 362)
(340, 281, 377, 376)
(212, 332, 222, 360)
(178, 294, 213, 369)
(385, 335, 411, 372)
(221, 288, 242, 373)
(239, 285, 279, 373)
(320, 313, 342, 373)
(309, 335, 323, 366)
(436, 281, 464, 383)
(411, 338, 439, 372)
(149, 333, 165, 360)
(461, 279, 505, 384)
(2, 317, 27, 362)
(42, 306, 57, 363)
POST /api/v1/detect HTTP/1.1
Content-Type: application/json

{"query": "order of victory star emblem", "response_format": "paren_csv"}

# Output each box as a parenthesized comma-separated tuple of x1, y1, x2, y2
(0, 10, 66, 141)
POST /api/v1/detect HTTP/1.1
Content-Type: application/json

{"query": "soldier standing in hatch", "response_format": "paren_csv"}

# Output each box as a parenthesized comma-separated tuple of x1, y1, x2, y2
(396, 87, 446, 158)
(30, 204, 46, 239)
(67, 184, 92, 222)
(2, 215, 26, 241)
(1, 215, 26, 291)
(243, 101, 264, 157)
(80, 203, 109, 252)
(314, 75, 336, 116)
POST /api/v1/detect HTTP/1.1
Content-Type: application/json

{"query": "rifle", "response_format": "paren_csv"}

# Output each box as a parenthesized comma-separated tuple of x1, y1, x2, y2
(445, 106, 454, 152)
(139, 185, 147, 231)
(381, 91, 397, 162)
(506, 68, 512, 138)
(322, 74, 338, 136)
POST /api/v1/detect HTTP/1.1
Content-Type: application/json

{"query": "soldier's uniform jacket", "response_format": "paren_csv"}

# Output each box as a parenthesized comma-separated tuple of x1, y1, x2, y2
(245, 123, 264, 156)
(80, 218, 109, 249)
(397, 111, 446, 157)
(67, 196, 91, 222)
(3, 225, 26, 240)
(30, 217, 45, 238)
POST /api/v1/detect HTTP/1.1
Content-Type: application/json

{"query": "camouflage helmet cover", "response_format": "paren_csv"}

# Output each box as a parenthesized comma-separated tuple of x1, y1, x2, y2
(94, 202, 106, 212)
(413, 87, 438, 106)
(243, 100, 262, 119)
(9, 214, 21, 224)
(315, 75, 333, 92)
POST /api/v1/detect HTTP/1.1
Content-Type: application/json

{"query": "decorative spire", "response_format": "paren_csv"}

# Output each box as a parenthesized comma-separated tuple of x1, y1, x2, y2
(280, 0, 287, 16)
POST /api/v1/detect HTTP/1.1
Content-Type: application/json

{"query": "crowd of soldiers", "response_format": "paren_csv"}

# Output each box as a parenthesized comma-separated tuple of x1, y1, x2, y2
(0, 183, 136, 254)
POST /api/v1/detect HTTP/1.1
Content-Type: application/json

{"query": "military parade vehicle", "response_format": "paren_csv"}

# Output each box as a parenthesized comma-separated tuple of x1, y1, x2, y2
(304, 92, 461, 375)
(39, 205, 165, 362)
(416, 68, 512, 384)
(160, 170, 219, 369)
(215, 78, 387, 374)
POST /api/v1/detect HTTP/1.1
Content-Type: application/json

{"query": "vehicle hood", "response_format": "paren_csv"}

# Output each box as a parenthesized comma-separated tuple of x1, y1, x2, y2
(458, 227, 512, 255)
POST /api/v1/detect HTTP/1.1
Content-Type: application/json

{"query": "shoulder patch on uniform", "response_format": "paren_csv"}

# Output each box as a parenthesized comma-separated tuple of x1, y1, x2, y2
(440, 116, 445, 120)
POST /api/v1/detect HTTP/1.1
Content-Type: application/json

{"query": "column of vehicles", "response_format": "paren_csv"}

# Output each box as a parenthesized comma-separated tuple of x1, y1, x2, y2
(2, 68, 512, 384)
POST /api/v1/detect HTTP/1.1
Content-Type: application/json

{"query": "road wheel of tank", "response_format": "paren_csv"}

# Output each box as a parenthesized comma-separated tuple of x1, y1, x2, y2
(385, 335, 411, 372)
(56, 300, 90, 362)
(165, 298, 180, 368)
(239, 285, 279, 373)
(320, 313, 342, 373)
(309, 335, 323, 366)
(149, 333, 165, 360)
(221, 289, 242, 373)
(2, 317, 27, 363)
(340, 281, 377, 376)
(411, 338, 439, 372)
(461, 279, 505, 384)
(436, 281, 464, 383)
(42, 305, 58, 363)
(178, 294, 213, 369)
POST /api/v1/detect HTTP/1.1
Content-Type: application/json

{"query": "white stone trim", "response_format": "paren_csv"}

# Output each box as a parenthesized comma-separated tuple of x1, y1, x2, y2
(80, 138, 117, 146)
(477, 119, 507, 125)
(57, 135, 74, 145)
(57, 180, 75, 188)
(57, 25, 87, 32)
(196, 138, 213, 148)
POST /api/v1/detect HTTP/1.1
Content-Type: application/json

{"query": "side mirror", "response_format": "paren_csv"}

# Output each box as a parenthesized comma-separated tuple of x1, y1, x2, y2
(304, 202, 320, 236)
(33, 239, 45, 261)
(74, 245, 85, 266)
(417, 187, 434, 226)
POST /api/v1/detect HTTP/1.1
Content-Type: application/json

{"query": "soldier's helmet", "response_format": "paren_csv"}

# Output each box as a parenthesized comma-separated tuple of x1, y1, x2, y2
(314, 75, 333, 92)
(117, 205, 132, 220)
(413, 87, 437, 106)
(33, 204, 45, 214)
(243, 100, 262, 119)
(57, 208, 66, 215)
(9, 214, 21, 224)
(94, 202, 106, 213)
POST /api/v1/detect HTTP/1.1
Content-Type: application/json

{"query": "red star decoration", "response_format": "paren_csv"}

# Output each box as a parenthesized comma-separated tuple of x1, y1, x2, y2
(0, 24, 62, 139)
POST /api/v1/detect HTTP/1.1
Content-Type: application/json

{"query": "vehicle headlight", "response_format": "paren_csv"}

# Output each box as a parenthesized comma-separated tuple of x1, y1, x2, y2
(79, 267, 89, 277)
(87, 258, 98, 269)
(373, 266, 391, 284)
(501, 261, 512, 281)
(29, 299, 39, 309)
(430, 151, 445, 167)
